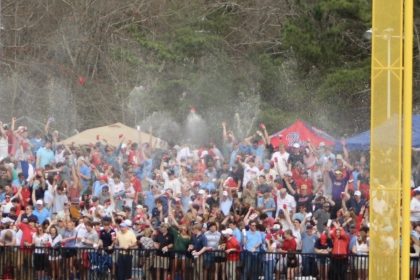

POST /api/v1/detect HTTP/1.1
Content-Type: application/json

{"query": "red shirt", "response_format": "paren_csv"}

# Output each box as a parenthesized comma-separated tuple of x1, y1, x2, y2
(6, 130, 14, 155)
(20, 187, 31, 207)
(130, 176, 142, 193)
(295, 177, 314, 193)
(330, 230, 349, 256)
(225, 236, 241, 261)
(19, 223, 36, 248)
(282, 237, 297, 252)
(128, 150, 143, 166)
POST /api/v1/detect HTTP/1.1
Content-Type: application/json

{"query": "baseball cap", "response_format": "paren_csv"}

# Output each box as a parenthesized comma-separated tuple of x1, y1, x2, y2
(336, 154, 343, 160)
(136, 205, 144, 209)
(334, 170, 343, 175)
(292, 143, 300, 148)
(123, 219, 132, 227)
(222, 191, 228, 196)
(354, 190, 362, 196)
(222, 228, 233, 235)
(36, 199, 43, 205)
(273, 224, 281, 230)
(120, 222, 129, 228)
(99, 175, 108, 182)
(198, 190, 206, 195)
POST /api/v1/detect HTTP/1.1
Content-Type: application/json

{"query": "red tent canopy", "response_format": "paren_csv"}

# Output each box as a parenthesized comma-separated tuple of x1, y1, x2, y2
(270, 119, 336, 148)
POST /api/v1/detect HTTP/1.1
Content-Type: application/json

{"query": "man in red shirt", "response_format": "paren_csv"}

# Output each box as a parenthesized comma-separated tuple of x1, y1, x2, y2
(19, 184, 31, 208)
(222, 228, 240, 280)
(330, 226, 350, 279)
(279, 229, 298, 279)
(16, 212, 37, 279)
(127, 169, 142, 204)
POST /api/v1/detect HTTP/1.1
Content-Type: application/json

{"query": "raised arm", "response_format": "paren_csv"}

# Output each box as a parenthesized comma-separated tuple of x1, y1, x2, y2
(260, 124, 270, 145)
(284, 176, 296, 195)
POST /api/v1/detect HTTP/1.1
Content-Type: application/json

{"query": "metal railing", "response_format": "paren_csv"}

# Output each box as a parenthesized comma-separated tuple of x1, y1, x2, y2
(0, 246, 417, 279)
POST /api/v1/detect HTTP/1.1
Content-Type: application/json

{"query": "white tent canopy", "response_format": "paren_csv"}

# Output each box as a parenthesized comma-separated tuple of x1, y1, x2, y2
(59, 122, 167, 148)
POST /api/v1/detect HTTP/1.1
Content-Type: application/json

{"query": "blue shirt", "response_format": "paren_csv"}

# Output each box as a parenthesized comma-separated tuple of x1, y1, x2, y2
(79, 165, 91, 191)
(257, 197, 276, 218)
(144, 191, 156, 216)
(245, 230, 264, 251)
(232, 228, 242, 245)
(33, 207, 50, 225)
(92, 181, 107, 197)
(30, 138, 44, 155)
(352, 170, 360, 190)
(200, 182, 216, 192)
(349, 234, 358, 252)
(36, 147, 55, 168)
(191, 233, 208, 251)
(301, 232, 317, 253)
(250, 145, 265, 163)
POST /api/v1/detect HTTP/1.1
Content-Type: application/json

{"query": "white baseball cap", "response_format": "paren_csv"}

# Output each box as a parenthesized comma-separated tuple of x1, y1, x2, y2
(123, 219, 132, 227)
(354, 190, 362, 196)
(36, 199, 43, 205)
(222, 228, 233, 235)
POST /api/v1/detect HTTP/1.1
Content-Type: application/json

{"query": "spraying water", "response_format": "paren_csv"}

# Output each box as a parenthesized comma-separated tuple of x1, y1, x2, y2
(185, 107, 208, 146)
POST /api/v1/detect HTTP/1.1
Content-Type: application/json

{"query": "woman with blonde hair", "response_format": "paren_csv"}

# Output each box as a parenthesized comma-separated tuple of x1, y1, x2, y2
(242, 181, 257, 208)
(168, 213, 191, 280)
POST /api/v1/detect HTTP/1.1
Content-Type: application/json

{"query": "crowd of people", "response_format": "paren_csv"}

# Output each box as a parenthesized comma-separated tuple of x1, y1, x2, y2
(0, 117, 418, 280)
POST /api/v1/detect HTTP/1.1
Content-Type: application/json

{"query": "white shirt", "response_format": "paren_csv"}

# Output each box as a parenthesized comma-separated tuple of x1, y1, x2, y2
(123, 186, 135, 208)
(177, 147, 193, 162)
(1, 201, 13, 214)
(276, 192, 296, 217)
(271, 151, 289, 177)
(55, 150, 66, 163)
(0, 137, 8, 160)
(243, 164, 260, 187)
(32, 233, 52, 253)
(220, 197, 233, 216)
(164, 178, 182, 194)
(75, 223, 87, 247)
(52, 194, 69, 213)
(110, 181, 124, 195)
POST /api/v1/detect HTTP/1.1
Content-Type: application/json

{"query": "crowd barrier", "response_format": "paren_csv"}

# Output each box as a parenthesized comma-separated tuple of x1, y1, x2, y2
(0, 246, 417, 279)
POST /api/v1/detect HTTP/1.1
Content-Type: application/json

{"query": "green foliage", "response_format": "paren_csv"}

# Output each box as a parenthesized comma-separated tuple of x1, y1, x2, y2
(110, 48, 140, 65)
(318, 63, 370, 103)
(172, 28, 222, 58)
(282, 0, 370, 72)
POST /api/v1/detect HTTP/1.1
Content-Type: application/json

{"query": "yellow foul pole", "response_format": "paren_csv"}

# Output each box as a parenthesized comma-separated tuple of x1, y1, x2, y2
(370, 0, 404, 278)
(401, 0, 413, 278)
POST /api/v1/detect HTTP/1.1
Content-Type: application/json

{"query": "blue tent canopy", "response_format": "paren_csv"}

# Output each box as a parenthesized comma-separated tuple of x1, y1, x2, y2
(337, 114, 420, 151)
